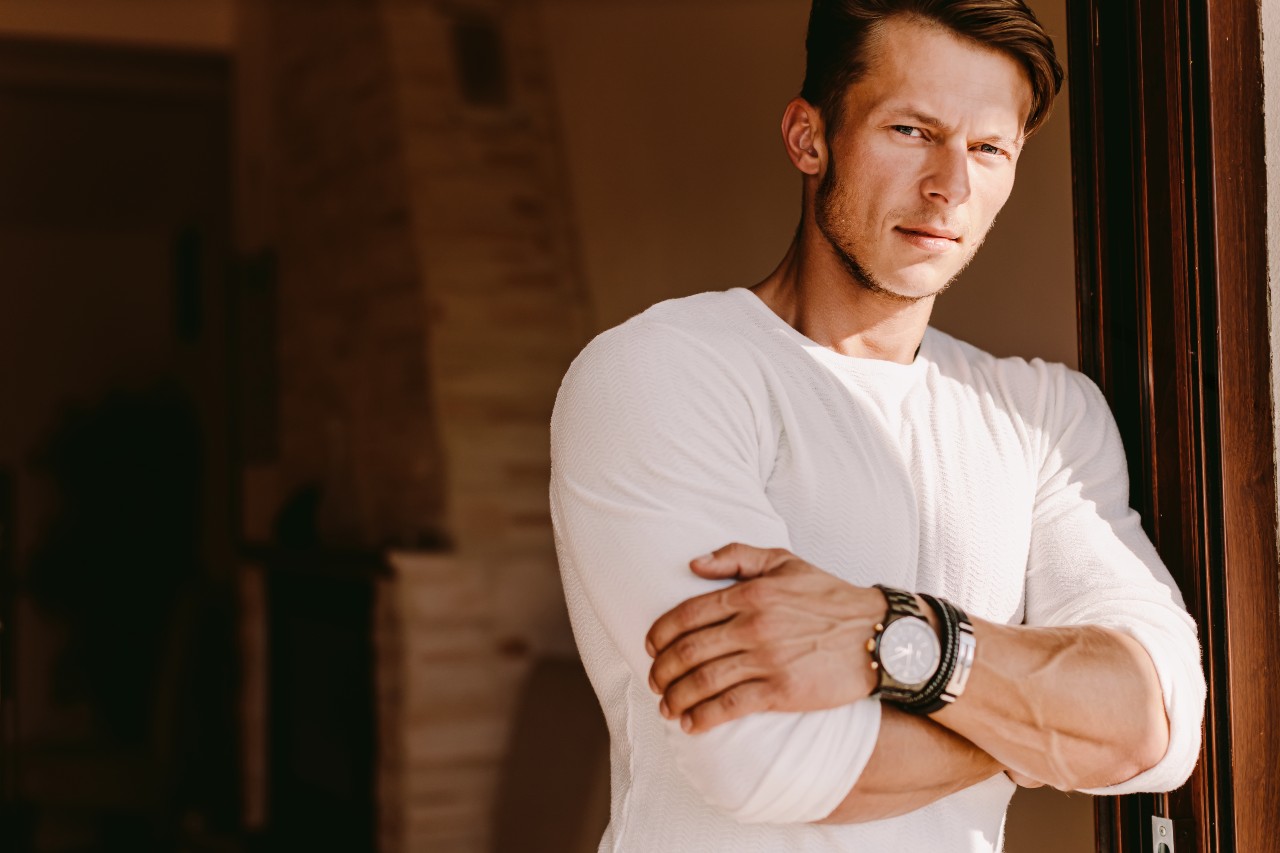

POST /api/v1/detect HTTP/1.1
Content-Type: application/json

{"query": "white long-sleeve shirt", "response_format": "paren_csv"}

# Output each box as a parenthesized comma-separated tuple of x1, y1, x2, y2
(549, 288, 1204, 852)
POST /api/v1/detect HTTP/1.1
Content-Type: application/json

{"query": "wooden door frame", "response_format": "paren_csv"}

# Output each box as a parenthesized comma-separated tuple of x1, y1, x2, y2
(1067, 0, 1278, 850)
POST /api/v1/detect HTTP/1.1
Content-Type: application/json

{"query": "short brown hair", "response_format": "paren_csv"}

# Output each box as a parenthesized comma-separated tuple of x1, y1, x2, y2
(801, 0, 1064, 135)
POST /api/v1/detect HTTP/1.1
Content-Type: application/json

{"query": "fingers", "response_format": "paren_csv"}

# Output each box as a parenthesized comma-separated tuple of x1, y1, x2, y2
(646, 586, 738, 658)
(678, 680, 774, 734)
(647, 544, 798, 657)
(649, 617, 748, 693)
(658, 652, 761, 721)
(689, 542, 792, 580)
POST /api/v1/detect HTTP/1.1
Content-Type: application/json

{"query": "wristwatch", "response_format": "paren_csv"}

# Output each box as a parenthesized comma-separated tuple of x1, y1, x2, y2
(867, 585, 942, 703)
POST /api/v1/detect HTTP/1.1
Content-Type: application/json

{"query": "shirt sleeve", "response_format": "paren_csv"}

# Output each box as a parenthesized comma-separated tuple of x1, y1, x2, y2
(549, 318, 881, 824)
(1023, 368, 1205, 795)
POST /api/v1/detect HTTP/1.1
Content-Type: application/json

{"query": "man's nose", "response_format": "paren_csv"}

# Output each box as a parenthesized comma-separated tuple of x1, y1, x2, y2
(922, 146, 972, 206)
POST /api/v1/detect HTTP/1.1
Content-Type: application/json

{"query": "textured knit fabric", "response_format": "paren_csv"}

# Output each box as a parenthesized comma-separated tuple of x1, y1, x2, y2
(549, 289, 1204, 852)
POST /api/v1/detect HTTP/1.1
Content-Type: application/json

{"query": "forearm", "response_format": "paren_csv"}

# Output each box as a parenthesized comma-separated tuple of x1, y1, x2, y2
(817, 706, 1004, 824)
(933, 620, 1168, 791)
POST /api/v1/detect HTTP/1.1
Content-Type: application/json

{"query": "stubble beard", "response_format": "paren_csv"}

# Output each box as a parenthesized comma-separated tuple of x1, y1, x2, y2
(813, 154, 985, 304)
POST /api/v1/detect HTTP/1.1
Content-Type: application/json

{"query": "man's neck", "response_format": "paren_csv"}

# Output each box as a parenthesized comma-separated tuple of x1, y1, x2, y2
(750, 235, 935, 365)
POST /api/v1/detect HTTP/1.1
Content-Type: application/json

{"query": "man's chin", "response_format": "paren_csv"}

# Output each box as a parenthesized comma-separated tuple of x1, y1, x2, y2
(855, 272, 953, 304)
(823, 234, 962, 303)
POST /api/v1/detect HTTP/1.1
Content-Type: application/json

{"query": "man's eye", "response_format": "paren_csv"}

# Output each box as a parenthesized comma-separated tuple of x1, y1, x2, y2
(976, 143, 1005, 156)
(892, 125, 922, 137)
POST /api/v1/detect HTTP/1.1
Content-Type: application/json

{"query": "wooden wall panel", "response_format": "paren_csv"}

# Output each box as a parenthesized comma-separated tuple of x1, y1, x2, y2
(1067, 0, 1278, 849)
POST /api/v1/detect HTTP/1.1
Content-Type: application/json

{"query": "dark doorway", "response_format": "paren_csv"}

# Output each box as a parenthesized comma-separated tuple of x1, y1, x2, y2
(0, 38, 238, 851)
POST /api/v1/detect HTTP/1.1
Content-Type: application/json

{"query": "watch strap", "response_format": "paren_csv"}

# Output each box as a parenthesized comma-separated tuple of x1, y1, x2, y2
(873, 584, 926, 620)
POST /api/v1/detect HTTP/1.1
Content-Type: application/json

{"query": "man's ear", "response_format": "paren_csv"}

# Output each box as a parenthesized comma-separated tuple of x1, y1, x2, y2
(781, 97, 825, 176)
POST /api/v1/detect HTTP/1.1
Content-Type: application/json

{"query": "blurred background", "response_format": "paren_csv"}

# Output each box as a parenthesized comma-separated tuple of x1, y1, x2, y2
(0, 0, 1088, 850)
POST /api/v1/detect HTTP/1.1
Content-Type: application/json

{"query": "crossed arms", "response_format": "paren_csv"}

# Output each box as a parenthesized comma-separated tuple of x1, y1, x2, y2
(643, 544, 1171, 822)
(550, 321, 1205, 824)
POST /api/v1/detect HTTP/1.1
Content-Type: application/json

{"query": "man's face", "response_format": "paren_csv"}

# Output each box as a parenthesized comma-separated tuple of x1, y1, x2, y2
(814, 16, 1033, 302)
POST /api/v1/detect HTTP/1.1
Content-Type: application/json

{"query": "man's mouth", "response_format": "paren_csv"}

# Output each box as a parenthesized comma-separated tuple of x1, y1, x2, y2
(895, 225, 962, 253)
(897, 225, 961, 242)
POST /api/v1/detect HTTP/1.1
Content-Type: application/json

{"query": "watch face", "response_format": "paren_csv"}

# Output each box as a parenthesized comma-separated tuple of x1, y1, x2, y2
(879, 617, 941, 686)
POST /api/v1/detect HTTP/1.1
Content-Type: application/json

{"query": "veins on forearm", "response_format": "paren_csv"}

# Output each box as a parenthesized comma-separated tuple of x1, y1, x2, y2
(939, 623, 1166, 790)
(816, 709, 1004, 825)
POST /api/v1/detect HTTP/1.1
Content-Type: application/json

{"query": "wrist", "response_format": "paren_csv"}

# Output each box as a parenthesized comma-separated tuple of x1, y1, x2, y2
(899, 594, 976, 715)
(866, 587, 976, 715)
(867, 585, 941, 703)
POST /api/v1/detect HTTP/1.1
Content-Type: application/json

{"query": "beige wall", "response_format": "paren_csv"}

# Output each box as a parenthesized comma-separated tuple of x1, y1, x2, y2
(541, 0, 1087, 849)
(540, 0, 809, 333)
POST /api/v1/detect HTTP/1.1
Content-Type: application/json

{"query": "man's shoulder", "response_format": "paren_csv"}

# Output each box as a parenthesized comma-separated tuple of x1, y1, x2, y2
(926, 326, 1082, 385)
(924, 327, 1105, 422)
(555, 289, 772, 429)
(573, 289, 764, 374)
(606, 288, 753, 340)
(552, 290, 771, 446)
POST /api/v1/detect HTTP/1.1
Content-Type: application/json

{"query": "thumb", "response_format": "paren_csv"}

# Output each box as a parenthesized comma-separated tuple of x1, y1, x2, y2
(690, 543, 790, 579)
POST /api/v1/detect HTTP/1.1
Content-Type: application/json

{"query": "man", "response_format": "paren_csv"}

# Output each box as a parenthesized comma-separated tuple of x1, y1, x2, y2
(549, 1, 1205, 850)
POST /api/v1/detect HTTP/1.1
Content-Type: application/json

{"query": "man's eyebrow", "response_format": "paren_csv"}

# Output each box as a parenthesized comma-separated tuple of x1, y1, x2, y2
(883, 107, 950, 130)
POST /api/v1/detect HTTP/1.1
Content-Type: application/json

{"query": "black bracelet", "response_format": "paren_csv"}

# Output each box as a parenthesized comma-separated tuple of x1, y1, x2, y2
(895, 593, 959, 714)
(899, 595, 975, 715)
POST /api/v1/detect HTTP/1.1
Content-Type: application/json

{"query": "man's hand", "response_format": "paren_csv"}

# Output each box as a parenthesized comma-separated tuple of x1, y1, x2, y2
(644, 543, 887, 733)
